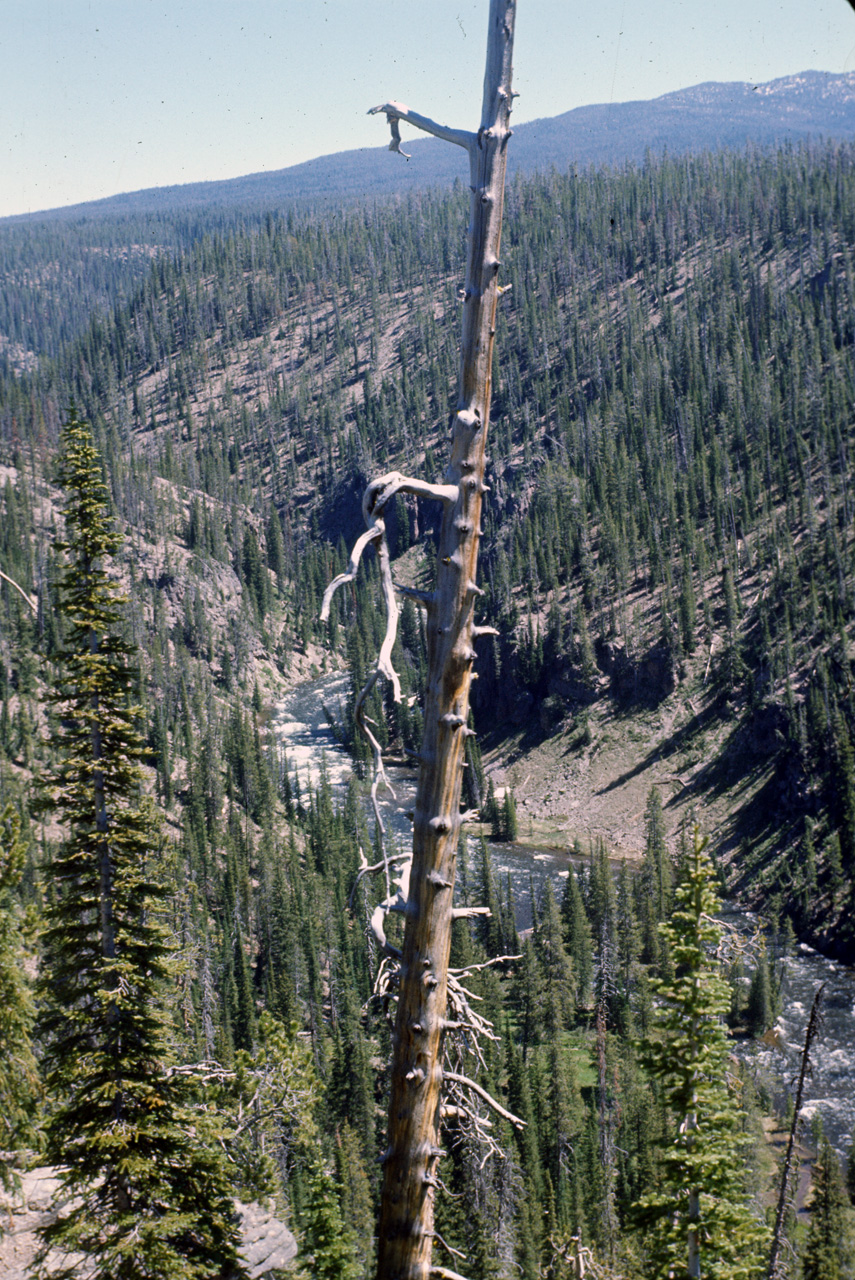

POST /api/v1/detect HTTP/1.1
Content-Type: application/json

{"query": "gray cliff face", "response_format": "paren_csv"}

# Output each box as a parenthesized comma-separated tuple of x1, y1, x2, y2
(0, 1168, 298, 1279)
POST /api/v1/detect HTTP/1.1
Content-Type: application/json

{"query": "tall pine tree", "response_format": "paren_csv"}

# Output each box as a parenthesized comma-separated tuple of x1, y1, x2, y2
(633, 832, 767, 1280)
(36, 411, 245, 1280)
(801, 1134, 854, 1280)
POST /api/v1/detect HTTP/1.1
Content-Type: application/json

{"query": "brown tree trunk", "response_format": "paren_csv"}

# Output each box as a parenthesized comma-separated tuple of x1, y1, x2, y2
(372, 5, 516, 1277)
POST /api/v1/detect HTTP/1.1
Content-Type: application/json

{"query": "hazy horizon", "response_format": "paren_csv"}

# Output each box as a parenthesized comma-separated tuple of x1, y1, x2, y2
(3, 0, 854, 220)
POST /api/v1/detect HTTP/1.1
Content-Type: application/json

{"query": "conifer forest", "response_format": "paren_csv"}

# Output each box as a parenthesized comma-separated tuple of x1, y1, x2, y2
(2, 8, 855, 1275)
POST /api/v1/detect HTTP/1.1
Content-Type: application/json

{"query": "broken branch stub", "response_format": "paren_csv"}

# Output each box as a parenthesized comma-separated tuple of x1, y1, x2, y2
(367, 102, 475, 153)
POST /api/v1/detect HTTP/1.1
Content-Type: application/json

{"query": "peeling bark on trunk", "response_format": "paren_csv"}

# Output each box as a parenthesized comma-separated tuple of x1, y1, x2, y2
(372, 5, 516, 1277)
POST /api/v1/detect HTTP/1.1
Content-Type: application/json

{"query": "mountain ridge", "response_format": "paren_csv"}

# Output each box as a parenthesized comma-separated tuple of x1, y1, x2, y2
(4, 69, 854, 224)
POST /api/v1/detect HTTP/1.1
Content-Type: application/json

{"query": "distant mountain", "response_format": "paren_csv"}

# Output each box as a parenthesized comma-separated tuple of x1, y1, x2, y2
(514, 69, 855, 173)
(5, 69, 854, 223)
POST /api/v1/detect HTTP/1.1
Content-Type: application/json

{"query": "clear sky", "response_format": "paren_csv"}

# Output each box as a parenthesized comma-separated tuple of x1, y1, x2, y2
(2, 0, 854, 219)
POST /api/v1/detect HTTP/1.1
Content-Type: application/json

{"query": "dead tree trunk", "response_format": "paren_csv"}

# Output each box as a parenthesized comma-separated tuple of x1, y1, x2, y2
(373, 10, 516, 1278)
(767, 984, 825, 1280)
(323, 5, 517, 1276)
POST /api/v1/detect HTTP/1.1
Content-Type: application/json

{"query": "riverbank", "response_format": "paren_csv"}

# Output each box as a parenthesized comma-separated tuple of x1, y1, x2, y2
(270, 669, 855, 1162)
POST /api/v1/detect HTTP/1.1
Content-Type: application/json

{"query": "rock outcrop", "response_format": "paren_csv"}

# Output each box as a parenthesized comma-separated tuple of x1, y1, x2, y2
(0, 1167, 298, 1279)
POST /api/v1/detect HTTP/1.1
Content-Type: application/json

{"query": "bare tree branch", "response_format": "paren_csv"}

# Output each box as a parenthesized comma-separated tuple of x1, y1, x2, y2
(430, 1232, 466, 1262)
(369, 860, 411, 959)
(443, 1071, 525, 1130)
(321, 472, 458, 858)
(319, 525, 382, 622)
(319, 472, 456, 623)
(448, 955, 522, 975)
(366, 471, 459, 512)
(348, 848, 411, 910)
(0, 569, 37, 615)
(368, 102, 475, 152)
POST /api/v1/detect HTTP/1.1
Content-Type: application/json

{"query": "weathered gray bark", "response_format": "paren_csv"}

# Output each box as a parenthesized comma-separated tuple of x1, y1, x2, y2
(323, 5, 517, 1276)
(373, 9, 516, 1278)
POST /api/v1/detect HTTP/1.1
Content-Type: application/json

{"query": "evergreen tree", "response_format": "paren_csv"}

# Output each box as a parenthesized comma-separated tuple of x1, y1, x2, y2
(639, 787, 671, 970)
(644, 787, 671, 922)
(266, 505, 287, 591)
(534, 880, 575, 1035)
(334, 1123, 375, 1276)
(297, 1157, 361, 1280)
(615, 859, 640, 1027)
(502, 789, 519, 842)
(633, 831, 767, 1280)
(484, 779, 502, 840)
(514, 936, 543, 1057)
(831, 711, 855, 873)
(36, 412, 244, 1280)
(679, 559, 697, 654)
(475, 835, 506, 957)
(745, 942, 773, 1038)
(561, 866, 593, 1010)
(801, 1135, 852, 1280)
(0, 803, 39, 1187)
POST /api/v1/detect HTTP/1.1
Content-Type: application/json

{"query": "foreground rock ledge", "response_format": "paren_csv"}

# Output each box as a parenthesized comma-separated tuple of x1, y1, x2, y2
(0, 1166, 297, 1279)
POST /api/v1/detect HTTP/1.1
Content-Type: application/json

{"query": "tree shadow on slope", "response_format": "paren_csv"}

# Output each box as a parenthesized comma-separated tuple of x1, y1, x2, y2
(596, 693, 806, 887)
(597, 637, 678, 711)
(667, 703, 806, 893)
(596, 695, 724, 796)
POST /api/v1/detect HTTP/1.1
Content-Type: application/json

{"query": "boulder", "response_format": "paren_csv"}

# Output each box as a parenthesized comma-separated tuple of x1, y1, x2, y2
(0, 1166, 298, 1279)
(236, 1200, 299, 1277)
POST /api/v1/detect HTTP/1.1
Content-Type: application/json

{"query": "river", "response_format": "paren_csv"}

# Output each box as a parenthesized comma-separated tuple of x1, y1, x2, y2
(272, 672, 855, 1162)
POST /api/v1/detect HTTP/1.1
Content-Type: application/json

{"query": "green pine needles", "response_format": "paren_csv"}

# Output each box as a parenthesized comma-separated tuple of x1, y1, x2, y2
(633, 831, 768, 1280)
(36, 411, 245, 1280)
(0, 803, 40, 1190)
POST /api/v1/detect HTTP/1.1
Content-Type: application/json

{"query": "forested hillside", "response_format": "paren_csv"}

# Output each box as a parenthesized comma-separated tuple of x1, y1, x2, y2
(4, 139, 855, 947)
(2, 138, 855, 1276)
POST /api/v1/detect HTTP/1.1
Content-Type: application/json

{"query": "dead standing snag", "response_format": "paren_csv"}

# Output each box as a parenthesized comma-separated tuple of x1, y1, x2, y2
(323, 4, 517, 1277)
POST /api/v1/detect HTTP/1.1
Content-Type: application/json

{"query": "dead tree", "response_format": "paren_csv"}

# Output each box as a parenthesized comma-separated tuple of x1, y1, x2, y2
(322, 3, 517, 1276)
(767, 984, 825, 1280)
(0, 570, 37, 615)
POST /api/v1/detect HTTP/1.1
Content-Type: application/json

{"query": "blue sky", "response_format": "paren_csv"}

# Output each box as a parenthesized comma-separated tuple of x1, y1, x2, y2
(2, 0, 854, 218)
